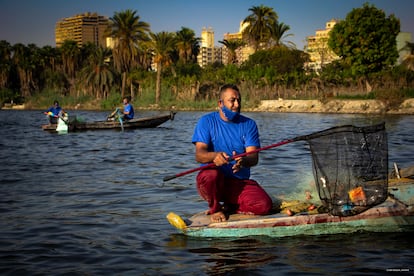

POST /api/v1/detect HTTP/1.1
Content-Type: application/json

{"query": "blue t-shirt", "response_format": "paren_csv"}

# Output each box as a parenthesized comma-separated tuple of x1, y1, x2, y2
(47, 106, 62, 116)
(124, 104, 134, 119)
(192, 111, 260, 179)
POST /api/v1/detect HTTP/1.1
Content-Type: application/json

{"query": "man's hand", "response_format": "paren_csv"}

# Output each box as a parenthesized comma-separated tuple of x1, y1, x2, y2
(232, 151, 244, 173)
(213, 152, 230, 166)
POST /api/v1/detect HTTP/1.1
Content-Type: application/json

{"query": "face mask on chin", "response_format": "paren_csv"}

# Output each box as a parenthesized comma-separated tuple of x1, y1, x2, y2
(221, 105, 240, 122)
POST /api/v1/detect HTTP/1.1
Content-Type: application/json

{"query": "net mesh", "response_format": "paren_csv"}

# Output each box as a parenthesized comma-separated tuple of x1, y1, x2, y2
(306, 122, 388, 216)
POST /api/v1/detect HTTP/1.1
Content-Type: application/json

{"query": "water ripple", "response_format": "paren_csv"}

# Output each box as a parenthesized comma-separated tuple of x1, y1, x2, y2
(0, 110, 413, 274)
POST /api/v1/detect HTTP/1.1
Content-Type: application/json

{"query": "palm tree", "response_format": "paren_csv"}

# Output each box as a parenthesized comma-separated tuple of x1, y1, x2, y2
(27, 43, 43, 92)
(107, 9, 150, 98)
(0, 40, 12, 89)
(191, 37, 201, 64)
(39, 45, 59, 73)
(175, 27, 200, 63)
(135, 43, 153, 71)
(269, 21, 295, 48)
(79, 42, 98, 68)
(80, 46, 115, 99)
(38, 45, 67, 92)
(12, 43, 38, 98)
(218, 39, 245, 64)
(60, 40, 80, 96)
(149, 31, 176, 105)
(242, 5, 278, 51)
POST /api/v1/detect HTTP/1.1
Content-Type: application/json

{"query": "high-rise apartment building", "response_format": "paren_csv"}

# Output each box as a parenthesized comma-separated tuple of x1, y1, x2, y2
(55, 12, 109, 48)
(305, 19, 340, 71)
(197, 27, 219, 67)
(200, 27, 214, 49)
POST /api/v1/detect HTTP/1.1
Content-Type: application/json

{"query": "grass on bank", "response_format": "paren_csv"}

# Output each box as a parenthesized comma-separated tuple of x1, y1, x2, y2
(19, 87, 222, 111)
(2, 87, 414, 112)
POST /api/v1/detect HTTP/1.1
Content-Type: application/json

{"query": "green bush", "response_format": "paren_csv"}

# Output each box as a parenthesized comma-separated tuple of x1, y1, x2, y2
(100, 91, 122, 110)
(0, 88, 16, 105)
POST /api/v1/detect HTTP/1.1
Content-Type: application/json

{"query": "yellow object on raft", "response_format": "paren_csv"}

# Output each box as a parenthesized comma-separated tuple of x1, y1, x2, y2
(167, 212, 187, 230)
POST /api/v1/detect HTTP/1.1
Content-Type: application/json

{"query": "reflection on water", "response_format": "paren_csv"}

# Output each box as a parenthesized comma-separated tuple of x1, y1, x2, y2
(167, 234, 277, 275)
(0, 110, 413, 275)
(167, 231, 414, 275)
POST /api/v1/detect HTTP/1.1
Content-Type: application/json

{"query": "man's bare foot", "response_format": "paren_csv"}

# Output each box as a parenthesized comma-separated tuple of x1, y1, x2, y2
(210, 211, 227, 223)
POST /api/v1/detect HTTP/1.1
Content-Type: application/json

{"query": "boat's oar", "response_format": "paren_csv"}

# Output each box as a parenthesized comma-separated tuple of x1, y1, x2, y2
(163, 134, 310, 182)
(118, 115, 124, 132)
(110, 108, 124, 132)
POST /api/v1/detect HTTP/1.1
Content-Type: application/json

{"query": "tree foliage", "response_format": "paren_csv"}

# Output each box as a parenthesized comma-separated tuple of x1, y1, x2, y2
(269, 21, 294, 48)
(175, 27, 200, 64)
(107, 9, 151, 98)
(242, 5, 278, 51)
(79, 46, 115, 99)
(243, 47, 309, 75)
(149, 31, 177, 104)
(328, 3, 400, 76)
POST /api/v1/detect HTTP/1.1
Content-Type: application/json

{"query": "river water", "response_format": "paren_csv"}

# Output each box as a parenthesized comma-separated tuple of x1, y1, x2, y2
(0, 109, 413, 275)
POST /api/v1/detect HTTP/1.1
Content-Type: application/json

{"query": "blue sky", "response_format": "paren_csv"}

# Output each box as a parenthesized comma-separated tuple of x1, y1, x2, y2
(0, 0, 413, 50)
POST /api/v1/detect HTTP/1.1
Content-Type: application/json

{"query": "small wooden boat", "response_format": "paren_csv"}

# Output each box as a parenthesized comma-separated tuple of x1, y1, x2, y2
(42, 111, 175, 132)
(167, 167, 414, 238)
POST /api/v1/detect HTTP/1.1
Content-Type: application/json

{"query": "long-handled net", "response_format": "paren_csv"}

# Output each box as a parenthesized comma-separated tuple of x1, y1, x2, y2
(307, 122, 388, 216)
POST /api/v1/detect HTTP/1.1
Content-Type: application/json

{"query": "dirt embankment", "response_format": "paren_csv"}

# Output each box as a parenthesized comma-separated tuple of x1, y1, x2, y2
(252, 99, 414, 115)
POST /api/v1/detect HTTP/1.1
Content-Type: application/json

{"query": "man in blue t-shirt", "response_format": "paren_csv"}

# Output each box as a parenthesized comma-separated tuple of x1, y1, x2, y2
(108, 96, 135, 121)
(122, 96, 134, 120)
(192, 84, 273, 223)
(44, 100, 62, 124)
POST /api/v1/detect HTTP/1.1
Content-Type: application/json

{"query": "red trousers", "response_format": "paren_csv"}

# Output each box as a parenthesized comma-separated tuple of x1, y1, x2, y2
(196, 168, 273, 215)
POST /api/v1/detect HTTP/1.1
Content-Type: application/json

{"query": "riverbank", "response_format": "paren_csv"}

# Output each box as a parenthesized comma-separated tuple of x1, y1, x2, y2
(2, 98, 414, 114)
(251, 98, 414, 114)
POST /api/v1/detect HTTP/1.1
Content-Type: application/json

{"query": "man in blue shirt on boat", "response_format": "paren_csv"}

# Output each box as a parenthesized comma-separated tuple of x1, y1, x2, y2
(122, 96, 134, 120)
(44, 100, 62, 124)
(192, 84, 273, 223)
(107, 96, 134, 121)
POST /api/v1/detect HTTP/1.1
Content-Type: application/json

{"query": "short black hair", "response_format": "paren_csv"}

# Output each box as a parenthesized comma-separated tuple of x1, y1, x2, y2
(219, 84, 240, 99)
(220, 84, 239, 93)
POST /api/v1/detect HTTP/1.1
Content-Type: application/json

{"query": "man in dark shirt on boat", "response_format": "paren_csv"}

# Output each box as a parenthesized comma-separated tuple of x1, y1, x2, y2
(192, 84, 273, 223)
